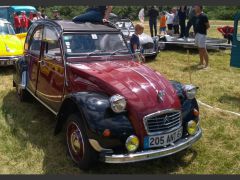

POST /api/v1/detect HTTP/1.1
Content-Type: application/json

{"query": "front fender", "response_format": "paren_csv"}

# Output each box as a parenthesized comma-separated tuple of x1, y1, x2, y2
(60, 92, 134, 139)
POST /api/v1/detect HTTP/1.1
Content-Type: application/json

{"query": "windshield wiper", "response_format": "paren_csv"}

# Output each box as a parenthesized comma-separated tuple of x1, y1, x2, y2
(110, 48, 129, 56)
(87, 50, 107, 56)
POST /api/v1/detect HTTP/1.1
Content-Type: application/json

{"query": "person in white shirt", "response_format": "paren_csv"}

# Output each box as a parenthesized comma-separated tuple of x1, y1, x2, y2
(32, 12, 43, 22)
(165, 9, 174, 31)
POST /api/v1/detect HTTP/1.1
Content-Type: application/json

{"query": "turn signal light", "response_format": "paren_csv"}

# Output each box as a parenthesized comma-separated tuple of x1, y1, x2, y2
(103, 129, 111, 137)
(193, 109, 199, 116)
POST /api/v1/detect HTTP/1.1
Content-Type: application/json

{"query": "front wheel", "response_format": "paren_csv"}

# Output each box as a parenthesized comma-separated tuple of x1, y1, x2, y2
(66, 113, 98, 170)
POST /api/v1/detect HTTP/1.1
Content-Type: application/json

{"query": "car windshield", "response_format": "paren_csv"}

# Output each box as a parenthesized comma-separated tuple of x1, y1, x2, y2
(0, 22, 15, 35)
(63, 33, 131, 57)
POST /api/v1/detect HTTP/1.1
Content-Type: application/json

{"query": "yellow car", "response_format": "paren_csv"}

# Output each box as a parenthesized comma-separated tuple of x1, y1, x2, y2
(0, 18, 26, 66)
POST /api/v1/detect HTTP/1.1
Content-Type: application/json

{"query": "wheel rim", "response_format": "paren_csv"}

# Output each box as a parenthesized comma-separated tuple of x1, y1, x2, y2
(67, 121, 85, 163)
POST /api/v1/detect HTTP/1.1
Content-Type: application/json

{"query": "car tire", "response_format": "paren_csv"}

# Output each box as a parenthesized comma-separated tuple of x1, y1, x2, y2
(65, 113, 98, 170)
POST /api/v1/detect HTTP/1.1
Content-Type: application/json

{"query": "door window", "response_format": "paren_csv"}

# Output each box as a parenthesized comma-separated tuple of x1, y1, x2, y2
(29, 26, 43, 55)
(43, 26, 61, 61)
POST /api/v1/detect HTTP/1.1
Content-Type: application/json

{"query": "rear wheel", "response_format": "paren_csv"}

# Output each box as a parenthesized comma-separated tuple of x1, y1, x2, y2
(66, 113, 98, 170)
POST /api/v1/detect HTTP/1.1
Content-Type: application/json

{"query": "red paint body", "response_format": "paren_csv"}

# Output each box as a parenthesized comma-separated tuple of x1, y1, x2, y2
(65, 56, 181, 142)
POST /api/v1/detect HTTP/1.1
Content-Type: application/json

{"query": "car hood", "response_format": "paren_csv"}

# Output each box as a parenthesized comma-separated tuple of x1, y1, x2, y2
(0, 34, 24, 56)
(68, 60, 181, 137)
(139, 33, 154, 44)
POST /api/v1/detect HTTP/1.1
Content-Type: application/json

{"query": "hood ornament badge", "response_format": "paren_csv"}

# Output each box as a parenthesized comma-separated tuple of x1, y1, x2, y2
(158, 90, 166, 102)
(163, 115, 170, 125)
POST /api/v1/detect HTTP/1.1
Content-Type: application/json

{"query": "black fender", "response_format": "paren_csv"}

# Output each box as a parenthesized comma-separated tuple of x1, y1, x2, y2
(170, 80, 200, 134)
(55, 92, 134, 142)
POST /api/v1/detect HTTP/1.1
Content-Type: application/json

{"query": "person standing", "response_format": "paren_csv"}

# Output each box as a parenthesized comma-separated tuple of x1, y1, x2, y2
(159, 12, 167, 35)
(13, 12, 21, 34)
(41, 9, 48, 19)
(193, 5, 210, 69)
(72, 6, 112, 23)
(185, 6, 196, 38)
(20, 11, 28, 32)
(178, 6, 187, 38)
(148, 6, 159, 37)
(52, 10, 63, 20)
(165, 9, 174, 31)
(172, 8, 179, 34)
(32, 12, 43, 22)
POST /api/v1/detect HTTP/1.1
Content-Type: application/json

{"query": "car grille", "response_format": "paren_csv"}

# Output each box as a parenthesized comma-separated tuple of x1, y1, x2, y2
(142, 42, 154, 49)
(143, 110, 182, 135)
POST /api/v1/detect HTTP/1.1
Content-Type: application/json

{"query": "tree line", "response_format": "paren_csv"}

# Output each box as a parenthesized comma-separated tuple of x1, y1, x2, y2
(37, 6, 240, 20)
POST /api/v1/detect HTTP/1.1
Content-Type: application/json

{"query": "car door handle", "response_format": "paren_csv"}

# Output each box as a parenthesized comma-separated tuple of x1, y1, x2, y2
(39, 60, 45, 66)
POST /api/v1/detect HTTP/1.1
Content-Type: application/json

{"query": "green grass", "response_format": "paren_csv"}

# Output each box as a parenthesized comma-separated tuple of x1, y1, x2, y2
(0, 20, 240, 174)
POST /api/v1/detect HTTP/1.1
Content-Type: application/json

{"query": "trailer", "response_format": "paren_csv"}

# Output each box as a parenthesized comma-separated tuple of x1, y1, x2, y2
(158, 33, 231, 51)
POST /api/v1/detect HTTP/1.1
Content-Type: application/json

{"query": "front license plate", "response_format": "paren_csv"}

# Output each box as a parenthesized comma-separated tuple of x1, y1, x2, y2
(7, 60, 13, 65)
(144, 127, 183, 149)
(144, 49, 153, 53)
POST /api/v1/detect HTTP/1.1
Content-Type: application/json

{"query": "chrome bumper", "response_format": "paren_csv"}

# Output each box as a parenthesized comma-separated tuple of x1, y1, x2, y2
(102, 127, 202, 163)
(0, 56, 21, 66)
(143, 51, 157, 57)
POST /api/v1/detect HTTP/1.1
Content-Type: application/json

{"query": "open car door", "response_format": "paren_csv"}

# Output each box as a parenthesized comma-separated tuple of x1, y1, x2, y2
(230, 13, 240, 68)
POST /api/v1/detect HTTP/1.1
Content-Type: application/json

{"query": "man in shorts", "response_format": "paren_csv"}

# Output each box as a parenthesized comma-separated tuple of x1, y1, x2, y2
(193, 5, 210, 69)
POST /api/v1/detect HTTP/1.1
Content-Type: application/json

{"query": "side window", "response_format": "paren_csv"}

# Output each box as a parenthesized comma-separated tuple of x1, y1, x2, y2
(237, 20, 240, 41)
(43, 26, 61, 60)
(29, 26, 43, 55)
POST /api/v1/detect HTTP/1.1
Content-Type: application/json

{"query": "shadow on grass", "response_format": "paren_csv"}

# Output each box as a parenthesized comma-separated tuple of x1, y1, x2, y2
(2, 90, 198, 174)
(0, 66, 15, 75)
(182, 64, 203, 72)
(218, 94, 240, 105)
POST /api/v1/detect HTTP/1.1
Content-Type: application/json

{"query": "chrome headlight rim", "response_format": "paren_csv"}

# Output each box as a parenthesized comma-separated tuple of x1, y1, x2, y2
(109, 94, 127, 113)
(183, 84, 198, 100)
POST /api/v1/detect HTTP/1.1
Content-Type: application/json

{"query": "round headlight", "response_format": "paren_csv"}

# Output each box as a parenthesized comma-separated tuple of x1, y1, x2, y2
(109, 94, 127, 113)
(183, 85, 198, 99)
(125, 135, 139, 153)
(187, 120, 197, 135)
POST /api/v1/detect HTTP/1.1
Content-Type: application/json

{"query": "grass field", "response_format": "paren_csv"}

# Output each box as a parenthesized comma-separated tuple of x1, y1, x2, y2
(0, 20, 240, 174)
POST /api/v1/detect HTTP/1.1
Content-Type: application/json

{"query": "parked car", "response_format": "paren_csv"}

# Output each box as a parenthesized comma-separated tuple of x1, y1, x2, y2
(109, 13, 159, 59)
(0, 18, 26, 66)
(0, 6, 36, 26)
(13, 19, 202, 170)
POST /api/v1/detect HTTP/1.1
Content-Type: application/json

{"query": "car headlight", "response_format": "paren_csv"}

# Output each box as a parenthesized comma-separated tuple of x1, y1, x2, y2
(183, 85, 198, 99)
(125, 135, 139, 153)
(109, 94, 127, 113)
(187, 120, 198, 135)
